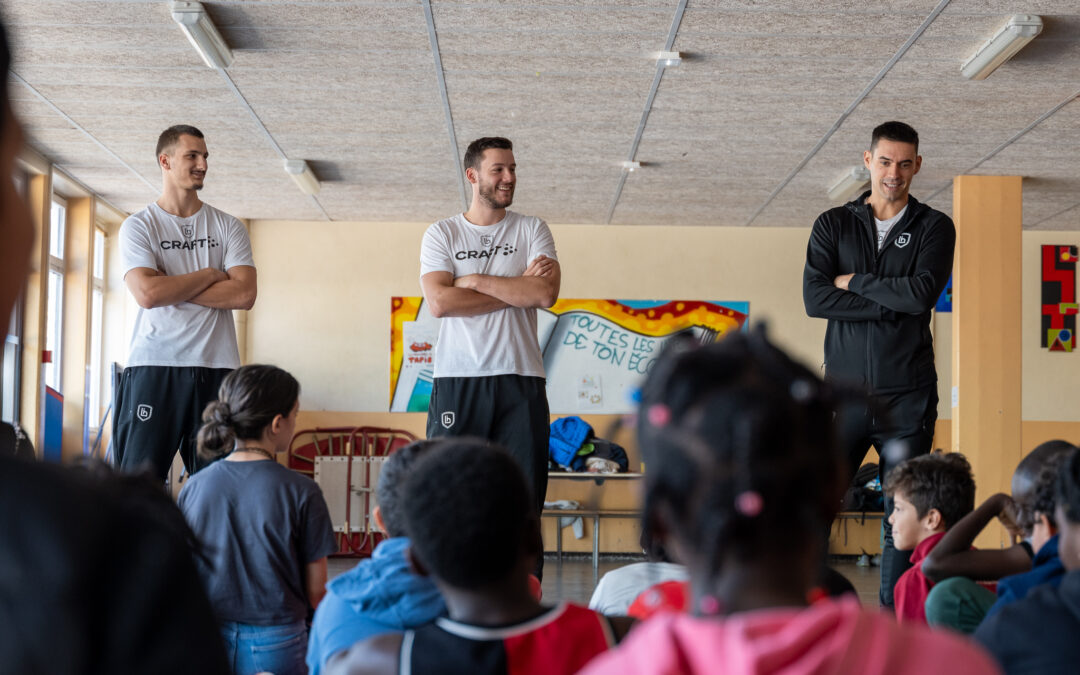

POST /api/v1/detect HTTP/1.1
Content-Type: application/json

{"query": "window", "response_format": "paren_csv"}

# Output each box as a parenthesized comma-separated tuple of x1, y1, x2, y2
(44, 197, 66, 392)
(1, 171, 27, 423)
(87, 227, 106, 428)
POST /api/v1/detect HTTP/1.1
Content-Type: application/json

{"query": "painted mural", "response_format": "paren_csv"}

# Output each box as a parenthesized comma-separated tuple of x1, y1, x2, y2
(1042, 245, 1078, 352)
(390, 298, 749, 413)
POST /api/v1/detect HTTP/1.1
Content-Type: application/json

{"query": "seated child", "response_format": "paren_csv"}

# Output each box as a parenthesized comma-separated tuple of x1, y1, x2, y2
(974, 448, 1080, 672)
(588, 530, 688, 616)
(921, 441, 1075, 632)
(581, 328, 998, 675)
(884, 452, 976, 624)
(179, 365, 338, 675)
(327, 438, 632, 675)
(306, 440, 446, 675)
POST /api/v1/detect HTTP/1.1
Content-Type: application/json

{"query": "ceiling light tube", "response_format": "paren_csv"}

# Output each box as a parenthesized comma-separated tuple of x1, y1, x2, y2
(827, 166, 870, 203)
(171, 1, 234, 70)
(961, 14, 1042, 80)
(284, 159, 320, 195)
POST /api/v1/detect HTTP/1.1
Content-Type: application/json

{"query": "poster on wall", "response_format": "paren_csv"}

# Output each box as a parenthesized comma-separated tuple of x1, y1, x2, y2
(390, 298, 749, 414)
(1041, 245, 1078, 352)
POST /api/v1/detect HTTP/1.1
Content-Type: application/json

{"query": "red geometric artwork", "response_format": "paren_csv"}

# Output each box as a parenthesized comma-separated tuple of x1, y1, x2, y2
(1042, 245, 1078, 352)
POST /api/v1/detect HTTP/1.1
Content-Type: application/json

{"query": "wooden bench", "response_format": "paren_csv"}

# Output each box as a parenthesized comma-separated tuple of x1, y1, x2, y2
(830, 511, 886, 555)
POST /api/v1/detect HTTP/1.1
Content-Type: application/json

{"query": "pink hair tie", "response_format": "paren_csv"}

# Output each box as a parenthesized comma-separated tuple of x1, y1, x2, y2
(698, 595, 722, 615)
(647, 404, 671, 428)
(735, 490, 764, 517)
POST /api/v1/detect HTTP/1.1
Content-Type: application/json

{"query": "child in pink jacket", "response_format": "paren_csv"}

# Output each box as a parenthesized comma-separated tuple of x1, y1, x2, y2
(580, 329, 999, 675)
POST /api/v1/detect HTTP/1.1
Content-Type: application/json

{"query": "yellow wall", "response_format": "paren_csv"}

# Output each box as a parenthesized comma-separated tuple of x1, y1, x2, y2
(247, 220, 826, 411)
(245, 220, 1080, 553)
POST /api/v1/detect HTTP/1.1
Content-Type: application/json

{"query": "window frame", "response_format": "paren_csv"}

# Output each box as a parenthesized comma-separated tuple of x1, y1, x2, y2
(87, 225, 106, 430)
(44, 195, 67, 392)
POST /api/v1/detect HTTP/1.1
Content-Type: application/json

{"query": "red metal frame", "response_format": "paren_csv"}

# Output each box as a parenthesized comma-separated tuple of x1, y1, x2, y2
(287, 425, 417, 557)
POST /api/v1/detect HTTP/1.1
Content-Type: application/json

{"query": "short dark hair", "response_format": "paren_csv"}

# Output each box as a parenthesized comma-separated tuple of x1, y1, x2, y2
(871, 121, 919, 154)
(376, 440, 440, 538)
(1015, 440, 1078, 534)
(156, 124, 204, 160)
(197, 365, 300, 460)
(637, 326, 850, 568)
(884, 452, 975, 528)
(1055, 448, 1080, 525)
(402, 438, 537, 589)
(463, 137, 512, 174)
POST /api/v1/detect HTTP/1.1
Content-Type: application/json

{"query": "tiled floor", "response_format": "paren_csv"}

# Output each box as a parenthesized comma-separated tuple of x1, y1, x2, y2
(329, 555, 882, 609)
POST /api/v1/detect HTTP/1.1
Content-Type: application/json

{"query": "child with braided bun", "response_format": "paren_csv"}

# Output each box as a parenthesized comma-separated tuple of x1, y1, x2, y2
(178, 364, 337, 675)
(580, 327, 999, 675)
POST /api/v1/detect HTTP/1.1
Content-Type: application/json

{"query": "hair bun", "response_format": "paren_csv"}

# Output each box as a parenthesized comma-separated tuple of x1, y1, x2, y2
(205, 400, 232, 425)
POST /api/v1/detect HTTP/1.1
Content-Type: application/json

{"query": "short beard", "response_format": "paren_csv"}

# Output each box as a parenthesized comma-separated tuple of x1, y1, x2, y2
(478, 183, 512, 209)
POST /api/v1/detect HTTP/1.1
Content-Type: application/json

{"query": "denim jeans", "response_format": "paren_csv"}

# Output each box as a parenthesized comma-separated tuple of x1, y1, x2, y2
(220, 620, 308, 675)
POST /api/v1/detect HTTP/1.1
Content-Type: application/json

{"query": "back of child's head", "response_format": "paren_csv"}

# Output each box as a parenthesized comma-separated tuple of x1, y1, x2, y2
(402, 438, 537, 589)
(375, 439, 440, 538)
(636, 326, 848, 573)
(1014, 441, 1077, 535)
(197, 364, 299, 459)
(1055, 448, 1080, 526)
(884, 452, 975, 528)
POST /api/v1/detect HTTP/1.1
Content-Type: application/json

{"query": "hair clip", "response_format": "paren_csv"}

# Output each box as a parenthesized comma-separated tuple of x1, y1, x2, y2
(647, 403, 671, 428)
(735, 490, 764, 517)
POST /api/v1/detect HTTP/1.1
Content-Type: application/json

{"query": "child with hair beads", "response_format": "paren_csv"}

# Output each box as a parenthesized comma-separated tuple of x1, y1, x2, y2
(581, 328, 999, 675)
(179, 365, 337, 675)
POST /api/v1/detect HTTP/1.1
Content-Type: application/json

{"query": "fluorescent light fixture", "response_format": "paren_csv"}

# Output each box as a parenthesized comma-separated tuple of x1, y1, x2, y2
(621, 161, 641, 172)
(961, 14, 1042, 80)
(655, 51, 682, 67)
(284, 159, 320, 195)
(171, 1, 234, 69)
(827, 166, 870, 203)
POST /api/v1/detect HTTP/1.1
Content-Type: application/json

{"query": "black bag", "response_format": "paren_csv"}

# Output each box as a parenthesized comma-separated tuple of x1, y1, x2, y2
(841, 462, 884, 512)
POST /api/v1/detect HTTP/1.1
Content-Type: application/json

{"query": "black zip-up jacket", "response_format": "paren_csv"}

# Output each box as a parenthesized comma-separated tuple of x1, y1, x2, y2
(803, 192, 955, 394)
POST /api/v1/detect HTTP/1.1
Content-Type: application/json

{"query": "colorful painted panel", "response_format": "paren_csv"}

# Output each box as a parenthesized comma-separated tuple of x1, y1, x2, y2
(1042, 245, 1078, 352)
(390, 298, 749, 413)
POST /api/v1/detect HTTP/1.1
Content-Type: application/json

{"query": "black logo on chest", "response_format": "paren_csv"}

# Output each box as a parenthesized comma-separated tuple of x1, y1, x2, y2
(454, 243, 517, 260)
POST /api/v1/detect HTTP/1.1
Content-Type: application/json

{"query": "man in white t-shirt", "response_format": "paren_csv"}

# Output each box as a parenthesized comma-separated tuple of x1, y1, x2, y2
(419, 137, 560, 525)
(114, 125, 256, 480)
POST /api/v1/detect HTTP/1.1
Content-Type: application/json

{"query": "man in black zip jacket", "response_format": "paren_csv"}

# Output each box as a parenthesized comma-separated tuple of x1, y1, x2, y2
(803, 121, 955, 609)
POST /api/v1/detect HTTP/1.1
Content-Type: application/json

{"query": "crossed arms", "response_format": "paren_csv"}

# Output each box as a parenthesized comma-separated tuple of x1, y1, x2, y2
(420, 255, 561, 319)
(803, 214, 955, 320)
(124, 265, 257, 311)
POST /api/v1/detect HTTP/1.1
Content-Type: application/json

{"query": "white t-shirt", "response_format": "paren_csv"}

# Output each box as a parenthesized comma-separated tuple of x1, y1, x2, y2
(419, 211, 557, 379)
(587, 562, 688, 616)
(120, 202, 255, 368)
(875, 204, 908, 251)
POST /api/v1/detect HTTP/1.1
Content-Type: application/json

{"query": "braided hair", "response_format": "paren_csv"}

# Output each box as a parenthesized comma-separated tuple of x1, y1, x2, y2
(637, 326, 849, 582)
(196, 365, 299, 460)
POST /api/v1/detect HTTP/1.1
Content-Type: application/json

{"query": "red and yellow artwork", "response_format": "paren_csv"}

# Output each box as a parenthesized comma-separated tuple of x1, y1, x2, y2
(1042, 245, 1078, 352)
(390, 297, 749, 413)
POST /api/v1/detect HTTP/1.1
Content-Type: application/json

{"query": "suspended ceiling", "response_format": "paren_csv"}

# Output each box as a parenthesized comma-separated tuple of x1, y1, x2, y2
(3, 0, 1079, 228)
